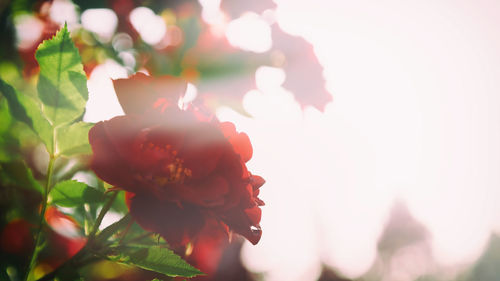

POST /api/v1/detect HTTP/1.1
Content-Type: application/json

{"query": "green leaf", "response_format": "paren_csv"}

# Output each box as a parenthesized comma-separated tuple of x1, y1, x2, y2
(35, 25, 88, 126)
(0, 134, 19, 162)
(0, 98, 12, 134)
(50, 180, 104, 207)
(114, 246, 203, 278)
(0, 161, 43, 193)
(18, 93, 54, 153)
(0, 79, 32, 127)
(0, 78, 54, 153)
(111, 191, 129, 213)
(57, 121, 93, 156)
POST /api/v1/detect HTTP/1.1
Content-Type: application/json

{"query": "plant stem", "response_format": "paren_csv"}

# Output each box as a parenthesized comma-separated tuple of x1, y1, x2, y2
(35, 190, 120, 281)
(88, 190, 118, 240)
(24, 155, 55, 281)
(124, 231, 155, 244)
(95, 213, 131, 244)
(118, 218, 133, 244)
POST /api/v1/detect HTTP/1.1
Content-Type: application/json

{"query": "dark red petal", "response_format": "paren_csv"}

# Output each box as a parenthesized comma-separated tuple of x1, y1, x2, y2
(113, 72, 187, 115)
(0, 219, 33, 254)
(126, 192, 205, 246)
(219, 205, 263, 245)
(98, 115, 148, 162)
(244, 206, 262, 226)
(184, 175, 230, 207)
(220, 122, 253, 162)
(89, 119, 138, 192)
(181, 123, 227, 179)
(250, 175, 265, 190)
(255, 197, 265, 206)
(187, 218, 229, 275)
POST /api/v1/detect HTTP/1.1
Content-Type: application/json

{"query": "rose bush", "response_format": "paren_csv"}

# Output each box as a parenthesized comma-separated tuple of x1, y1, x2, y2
(89, 73, 265, 247)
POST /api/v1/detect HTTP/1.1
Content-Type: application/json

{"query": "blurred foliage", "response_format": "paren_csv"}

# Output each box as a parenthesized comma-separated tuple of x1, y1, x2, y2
(0, 0, 332, 114)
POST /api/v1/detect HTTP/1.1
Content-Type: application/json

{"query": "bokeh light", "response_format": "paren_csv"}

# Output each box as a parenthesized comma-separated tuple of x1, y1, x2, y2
(81, 9, 118, 42)
(129, 7, 167, 45)
(225, 12, 272, 53)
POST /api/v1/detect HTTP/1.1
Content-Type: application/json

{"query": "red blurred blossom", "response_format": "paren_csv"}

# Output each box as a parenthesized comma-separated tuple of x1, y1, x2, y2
(89, 73, 265, 248)
(108, 0, 139, 41)
(0, 210, 86, 268)
(44, 207, 86, 267)
(0, 219, 33, 255)
(17, 9, 60, 77)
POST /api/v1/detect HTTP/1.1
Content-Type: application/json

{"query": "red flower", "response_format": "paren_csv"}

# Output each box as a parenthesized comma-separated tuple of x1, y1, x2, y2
(0, 219, 33, 255)
(89, 73, 264, 246)
(44, 207, 86, 267)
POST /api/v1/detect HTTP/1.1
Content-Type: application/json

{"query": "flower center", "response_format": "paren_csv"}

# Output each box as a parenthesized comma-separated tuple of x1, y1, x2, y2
(136, 141, 192, 186)
(161, 157, 192, 185)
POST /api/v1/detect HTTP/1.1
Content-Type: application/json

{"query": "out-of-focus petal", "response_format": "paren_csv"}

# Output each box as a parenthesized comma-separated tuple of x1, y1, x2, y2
(113, 72, 187, 115)
(89, 117, 139, 192)
(0, 219, 33, 254)
(220, 122, 253, 162)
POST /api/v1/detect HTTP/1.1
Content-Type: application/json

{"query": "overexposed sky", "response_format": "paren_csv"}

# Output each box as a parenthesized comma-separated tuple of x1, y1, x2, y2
(220, 0, 500, 280)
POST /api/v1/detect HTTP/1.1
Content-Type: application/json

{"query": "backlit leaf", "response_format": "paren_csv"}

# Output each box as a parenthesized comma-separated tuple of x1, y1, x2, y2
(35, 25, 88, 126)
(57, 121, 93, 156)
(50, 180, 104, 207)
(114, 246, 202, 278)
(0, 78, 54, 153)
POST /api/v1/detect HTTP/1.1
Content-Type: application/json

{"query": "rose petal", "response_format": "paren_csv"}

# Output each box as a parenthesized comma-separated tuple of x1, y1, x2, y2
(244, 206, 262, 226)
(220, 122, 253, 162)
(126, 192, 205, 246)
(113, 72, 187, 115)
(181, 123, 227, 179)
(219, 205, 263, 245)
(187, 218, 229, 275)
(250, 174, 265, 190)
(89, 119, 138, 191)
(185, 175, 230, 207)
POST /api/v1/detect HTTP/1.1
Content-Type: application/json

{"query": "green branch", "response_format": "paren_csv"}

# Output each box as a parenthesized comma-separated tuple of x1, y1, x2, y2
(24, 154, 55, 281)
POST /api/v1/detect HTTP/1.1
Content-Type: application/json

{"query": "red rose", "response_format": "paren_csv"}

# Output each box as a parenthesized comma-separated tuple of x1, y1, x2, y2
(89, 73, 265, 246)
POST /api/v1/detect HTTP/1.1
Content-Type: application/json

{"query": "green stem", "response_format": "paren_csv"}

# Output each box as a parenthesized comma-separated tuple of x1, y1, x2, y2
(35, 190, 120, 281)
(88, 190, 118, 240)
(95, 213, 131, 244)
(24, 155, 55, 281)
(83, 203, 94, 236)
(122, 231, 154, 244)
(118, 218, 134, 244)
